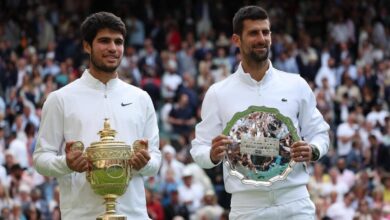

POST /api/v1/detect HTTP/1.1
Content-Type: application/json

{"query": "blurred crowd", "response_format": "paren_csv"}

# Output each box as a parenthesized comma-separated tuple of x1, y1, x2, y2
(0, 0, 390, 219)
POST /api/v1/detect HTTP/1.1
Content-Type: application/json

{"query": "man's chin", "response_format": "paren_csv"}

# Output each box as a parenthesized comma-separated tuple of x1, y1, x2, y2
(97, 65, 118, 73)
(251, 55, 268, 62)
(91, 59, 120, 73)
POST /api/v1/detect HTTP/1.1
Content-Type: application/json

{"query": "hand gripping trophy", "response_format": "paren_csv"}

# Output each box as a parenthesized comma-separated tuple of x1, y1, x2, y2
(71, 119, 146, 220)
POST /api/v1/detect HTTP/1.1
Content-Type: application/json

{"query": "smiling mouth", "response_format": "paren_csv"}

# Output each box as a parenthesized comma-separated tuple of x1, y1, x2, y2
(254, 47, 267, 52)
(104, 56, 119, 62)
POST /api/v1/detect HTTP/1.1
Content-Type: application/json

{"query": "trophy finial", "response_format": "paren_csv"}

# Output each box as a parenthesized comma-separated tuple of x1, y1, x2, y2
(104, 118, 110, 129)
(99, 119, 116, 141)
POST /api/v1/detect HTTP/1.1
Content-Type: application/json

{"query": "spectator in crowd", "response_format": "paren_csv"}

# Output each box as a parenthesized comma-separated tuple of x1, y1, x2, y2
(296, 34, 320, 82)
(335, 56, 357, 85)
(335, 74, 362, 108)
(9, 164, 34, 199)
(177, 168, 204, 217)
(320, 167, 350, 202)
(325, 191, 356, 220)
(337, 112, 359, 157)
(11, 201, 26, 220)
(176, 42, 197, 77)
(30, 187, 50, 220)
(346, 139, 365, 172)
(336, 157, 356, 189)
(160, 144, 185, 184)
(193, 189, 224, 220)
(163, 189, 189, 220)
(161, 58, 182, 100)
(354, 197, 371, 220)
(308, 163, 329, 202)
(126, 14, 145, 50)
(367, 134, 389, 173)
(146, 188, 165, 220)
(315, 57, 337, 90)
(168, 93, 196, 140)
(0, 183, 13, 214)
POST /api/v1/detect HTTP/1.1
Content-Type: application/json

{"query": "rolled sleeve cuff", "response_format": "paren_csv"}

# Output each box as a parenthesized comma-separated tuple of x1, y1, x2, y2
(190, 146, 220, 169)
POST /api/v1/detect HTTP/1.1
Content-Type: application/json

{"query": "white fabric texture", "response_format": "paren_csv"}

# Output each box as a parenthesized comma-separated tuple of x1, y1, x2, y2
(229, 197, 315, 220)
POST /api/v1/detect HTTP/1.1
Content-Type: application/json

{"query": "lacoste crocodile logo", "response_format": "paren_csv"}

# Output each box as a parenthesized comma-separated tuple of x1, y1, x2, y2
(121, 102, 132, 107)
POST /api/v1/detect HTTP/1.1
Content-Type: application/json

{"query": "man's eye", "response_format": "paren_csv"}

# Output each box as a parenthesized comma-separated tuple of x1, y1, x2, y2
(99, 39, 110, 43)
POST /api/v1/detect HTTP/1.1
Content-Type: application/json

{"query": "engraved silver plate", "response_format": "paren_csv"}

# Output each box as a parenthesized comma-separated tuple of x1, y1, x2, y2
(223, 106, 300, 186)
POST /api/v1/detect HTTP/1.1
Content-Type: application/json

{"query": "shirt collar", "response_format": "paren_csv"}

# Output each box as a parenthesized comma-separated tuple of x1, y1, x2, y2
(80, 69, 120, 90)
(236, 60, 275, 86)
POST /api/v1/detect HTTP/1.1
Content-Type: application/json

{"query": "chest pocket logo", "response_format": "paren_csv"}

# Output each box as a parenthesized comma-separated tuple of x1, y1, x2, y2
(121, 102, 132, 107)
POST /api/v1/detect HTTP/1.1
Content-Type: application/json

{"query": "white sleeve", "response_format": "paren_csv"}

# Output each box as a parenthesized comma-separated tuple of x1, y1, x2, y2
(137, 92, 161, 176)
(190, 86, 222, 169)
(33, 92, 73, 177)
(298, 79, 330, 159)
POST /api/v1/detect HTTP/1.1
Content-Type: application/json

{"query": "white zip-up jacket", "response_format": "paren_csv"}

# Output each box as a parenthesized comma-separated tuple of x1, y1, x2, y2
(33, 70, 161, 220)
(191, 62, 329, 204)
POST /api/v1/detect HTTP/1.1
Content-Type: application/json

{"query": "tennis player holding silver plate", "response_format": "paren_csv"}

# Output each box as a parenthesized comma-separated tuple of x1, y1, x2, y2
(191, 6, 329, 220)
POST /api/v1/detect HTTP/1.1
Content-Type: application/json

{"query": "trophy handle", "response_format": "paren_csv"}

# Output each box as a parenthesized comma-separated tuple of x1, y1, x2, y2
(70, 141, 85, 152)
(132, 140, 148, 153)
(129, 140, 148, 172)
(86, 168, 92, 183)
(69, 141, 92, 182)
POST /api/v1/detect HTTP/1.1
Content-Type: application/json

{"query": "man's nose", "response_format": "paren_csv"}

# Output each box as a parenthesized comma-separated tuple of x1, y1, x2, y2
(257, 33, 266, 43)
(107, 41, 116, 51)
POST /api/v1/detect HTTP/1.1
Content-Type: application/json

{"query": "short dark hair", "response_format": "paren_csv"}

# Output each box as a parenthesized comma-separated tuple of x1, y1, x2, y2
(10, 164, 24, 172)
(233, 6, 269, 35)
(81, 12, 126, 45)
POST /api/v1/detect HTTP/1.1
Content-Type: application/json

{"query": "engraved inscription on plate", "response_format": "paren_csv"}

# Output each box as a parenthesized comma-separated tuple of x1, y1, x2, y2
(223, 106, 299, 186)
(240, 137, 279, 157)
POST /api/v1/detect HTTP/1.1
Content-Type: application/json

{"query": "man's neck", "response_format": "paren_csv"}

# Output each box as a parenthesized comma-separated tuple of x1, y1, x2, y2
(89, 67, 117, 84)
(241, 59, 269, 81)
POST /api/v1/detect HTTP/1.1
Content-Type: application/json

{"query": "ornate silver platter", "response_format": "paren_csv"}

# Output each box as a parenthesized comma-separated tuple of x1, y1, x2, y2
(223, 106, 300, 186)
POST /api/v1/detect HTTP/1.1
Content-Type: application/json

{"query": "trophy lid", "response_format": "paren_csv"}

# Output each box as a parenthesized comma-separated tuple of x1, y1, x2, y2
(99, 118, 117, 141)
(89, 119, 129, 148)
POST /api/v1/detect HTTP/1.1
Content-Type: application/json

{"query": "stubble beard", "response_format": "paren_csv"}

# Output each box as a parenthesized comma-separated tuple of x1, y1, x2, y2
(248, 46, 269, 62)
(90, 52, 121, 73)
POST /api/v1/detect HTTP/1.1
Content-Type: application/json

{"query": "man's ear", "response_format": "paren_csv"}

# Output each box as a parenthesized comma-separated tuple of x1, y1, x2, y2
(83, 41, 91, 54)
(232, 34, 241, 48)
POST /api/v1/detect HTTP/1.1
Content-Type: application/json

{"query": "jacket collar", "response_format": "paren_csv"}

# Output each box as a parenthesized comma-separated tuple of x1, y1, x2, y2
(236, 60, 275, 86)
(80, 69, 120, 90)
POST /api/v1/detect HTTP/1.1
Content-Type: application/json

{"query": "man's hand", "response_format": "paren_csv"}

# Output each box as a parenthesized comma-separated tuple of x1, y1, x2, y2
(65, 142, 89, 173)
(210, 135, 231, 164)
(290, 141, 312, 162)
(130, 139, 150, 170)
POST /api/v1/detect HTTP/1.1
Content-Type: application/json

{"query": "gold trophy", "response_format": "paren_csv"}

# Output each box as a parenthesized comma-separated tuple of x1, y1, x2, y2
(71, 119, 146, 220)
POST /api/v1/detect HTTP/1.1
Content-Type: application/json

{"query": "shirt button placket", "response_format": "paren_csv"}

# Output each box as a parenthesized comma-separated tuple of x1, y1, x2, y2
(257, 84, 261, 97)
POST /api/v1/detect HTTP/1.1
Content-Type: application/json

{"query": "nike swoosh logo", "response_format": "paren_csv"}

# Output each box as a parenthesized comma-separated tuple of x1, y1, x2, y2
(121, 102, 132, 107)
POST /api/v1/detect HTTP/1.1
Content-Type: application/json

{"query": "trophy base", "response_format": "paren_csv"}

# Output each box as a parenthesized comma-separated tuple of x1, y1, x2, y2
(96, 214, 126, 220)
(96, 194, 126, 220)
